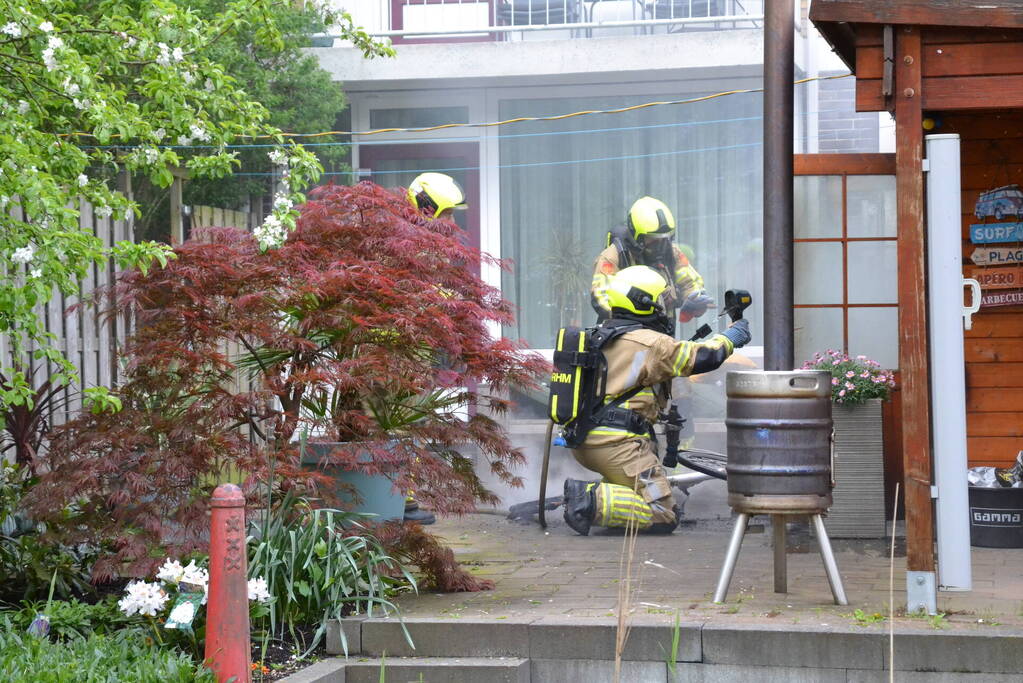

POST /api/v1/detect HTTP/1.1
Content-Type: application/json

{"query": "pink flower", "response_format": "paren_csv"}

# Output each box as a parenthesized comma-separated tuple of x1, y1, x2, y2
(831, 377, 839, 386)
(860, 371, 870, 378)
(838, 389, 846, 397)
(845, 371, 855, 378)
(832, 360, 840, 366)
(845, 381, 855, 390)
(878, 375, 887, 383)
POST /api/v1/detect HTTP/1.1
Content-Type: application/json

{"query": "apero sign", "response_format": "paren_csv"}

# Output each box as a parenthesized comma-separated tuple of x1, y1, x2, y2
(971, 247, 1023, 265)
(966, 266, 1023, 290)
(970, 222, 1023, 244)
(981, 289, 1023, 308)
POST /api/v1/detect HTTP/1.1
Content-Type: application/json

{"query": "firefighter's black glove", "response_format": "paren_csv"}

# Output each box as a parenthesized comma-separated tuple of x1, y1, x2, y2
(722, 319, 751, 349)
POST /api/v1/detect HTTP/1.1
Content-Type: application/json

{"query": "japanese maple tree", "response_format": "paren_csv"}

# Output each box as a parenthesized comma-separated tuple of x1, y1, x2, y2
(30, 182, 545, 580)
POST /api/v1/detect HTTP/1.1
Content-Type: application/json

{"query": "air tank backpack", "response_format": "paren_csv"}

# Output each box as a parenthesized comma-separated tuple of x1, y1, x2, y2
(547, 321, 650, 447)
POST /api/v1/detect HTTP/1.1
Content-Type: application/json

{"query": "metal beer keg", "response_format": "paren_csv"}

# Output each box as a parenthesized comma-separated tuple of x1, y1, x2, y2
(725, 370, 833, 514)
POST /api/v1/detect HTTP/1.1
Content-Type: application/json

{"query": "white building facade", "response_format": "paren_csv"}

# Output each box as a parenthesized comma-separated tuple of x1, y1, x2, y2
(312, 1, 890, 507)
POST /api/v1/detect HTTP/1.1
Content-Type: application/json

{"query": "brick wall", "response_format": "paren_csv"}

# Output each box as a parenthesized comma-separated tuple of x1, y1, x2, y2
(817, 70, 879, 153)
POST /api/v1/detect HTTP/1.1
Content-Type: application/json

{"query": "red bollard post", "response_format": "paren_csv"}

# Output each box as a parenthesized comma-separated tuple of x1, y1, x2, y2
(206, 483, 251, 683)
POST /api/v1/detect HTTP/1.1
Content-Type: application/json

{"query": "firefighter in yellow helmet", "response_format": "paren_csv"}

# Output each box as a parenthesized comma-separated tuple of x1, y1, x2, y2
(563, 265, 750, 535)
(591, 197, 713, 332)
(407, 172, 467, 221)
(400, 172, 468, 526)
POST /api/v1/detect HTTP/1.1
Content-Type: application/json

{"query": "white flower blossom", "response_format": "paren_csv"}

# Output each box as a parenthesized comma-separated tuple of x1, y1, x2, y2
(63, 79, 80, 97)
(189, 123, 209, 143)
(142, 147, 159, 164)
(254, 213, 288, 249)
(71, 97, 90, 110)
(180, 560, 209, 588)
(155, 42, 171, 66)
(41, 46, 57, 70)
(47, 35, 62, 49)
(118, 581, 169, 617)
(17, 100, 29, 115)
(172, 46, 183, 62)
(247, 577, 271, 603)
(267, 149, 287, 166)
(77, 173, 88, 187)
(272, 194, 293, 212)
(11, 245, 34, 264)
(39, 20, 53, 32)
(29, 268, 42, 278)
(177, 135, 191, 146)
(95, 205, 113, 219)
(125, 35, 136, 48)
(0, 196, 8, 208)
(204, 78, 215, 92)
(153, 127, 166, 141)
(156, 558, 185, 584)
(2, 22, 21, 38)
(182, 71, 194, 85)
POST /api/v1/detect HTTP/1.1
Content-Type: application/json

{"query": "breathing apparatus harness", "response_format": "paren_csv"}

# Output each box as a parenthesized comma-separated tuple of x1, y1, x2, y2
(549, 316, 666, 449)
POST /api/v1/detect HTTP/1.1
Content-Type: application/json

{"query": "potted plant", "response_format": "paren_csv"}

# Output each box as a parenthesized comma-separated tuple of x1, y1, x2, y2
(801, 350, 896, 538)
(30, 181, 545, 581)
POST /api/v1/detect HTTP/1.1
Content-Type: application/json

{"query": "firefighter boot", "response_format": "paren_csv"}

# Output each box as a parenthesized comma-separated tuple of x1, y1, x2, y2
(563, 478, 596, 536)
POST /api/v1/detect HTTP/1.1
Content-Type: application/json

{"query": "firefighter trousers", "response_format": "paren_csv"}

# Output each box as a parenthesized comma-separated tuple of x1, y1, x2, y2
(572, 438, 676, 528)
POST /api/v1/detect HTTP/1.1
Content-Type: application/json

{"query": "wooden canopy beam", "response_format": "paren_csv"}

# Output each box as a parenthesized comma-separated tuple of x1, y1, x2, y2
(811, 0, 1023, 30)
(893, 25, 936, 576)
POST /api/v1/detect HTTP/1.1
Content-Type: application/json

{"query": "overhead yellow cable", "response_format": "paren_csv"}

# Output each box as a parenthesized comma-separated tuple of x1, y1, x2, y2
(63, 73, 852, 141)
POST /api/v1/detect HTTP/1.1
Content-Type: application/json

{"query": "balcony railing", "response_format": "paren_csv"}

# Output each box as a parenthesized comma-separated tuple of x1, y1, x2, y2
(327, 0, 765, 44)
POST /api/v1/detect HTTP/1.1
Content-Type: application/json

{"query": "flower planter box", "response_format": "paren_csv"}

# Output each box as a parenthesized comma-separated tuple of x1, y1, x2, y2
(825, 399, 887, 538)
(300, 442, 405, 522)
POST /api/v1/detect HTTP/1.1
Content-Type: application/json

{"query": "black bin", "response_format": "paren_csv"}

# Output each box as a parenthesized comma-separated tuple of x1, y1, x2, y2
(969, 486, 1023, 548)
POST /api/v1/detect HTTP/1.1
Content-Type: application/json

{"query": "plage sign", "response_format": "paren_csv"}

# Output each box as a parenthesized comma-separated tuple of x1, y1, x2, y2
(971, 247, 1023, 265)
(966, 266, 1023, 290)
(970, 222, 1023, 244)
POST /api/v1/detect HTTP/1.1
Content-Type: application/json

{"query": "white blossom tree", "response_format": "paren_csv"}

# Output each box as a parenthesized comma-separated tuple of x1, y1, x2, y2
(0, 1, 391, 409)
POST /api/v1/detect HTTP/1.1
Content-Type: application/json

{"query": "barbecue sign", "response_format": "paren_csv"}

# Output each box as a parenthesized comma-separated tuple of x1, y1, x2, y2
(981, 289, 1023, 308)
(971, 247, 1023, 265)
(970, 222, 1023, 244)
(966, 266, 1023, 290)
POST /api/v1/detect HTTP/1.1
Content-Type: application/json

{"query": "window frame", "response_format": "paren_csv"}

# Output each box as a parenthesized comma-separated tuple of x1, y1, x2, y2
(793, 153, 897, 355)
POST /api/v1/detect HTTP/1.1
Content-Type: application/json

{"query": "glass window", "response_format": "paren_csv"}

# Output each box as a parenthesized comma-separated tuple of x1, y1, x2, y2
(847, 175, 897, 238)
(498, 88, 764, 349)
(369, 106, 469, 130)
(847, 241, 898, 304)
(795, 307, 844, 365)
(794, 175, 842, 238)
(794, 171, 899, 368)
(794, 242, 844, 305)
(848, 307, 899, 369)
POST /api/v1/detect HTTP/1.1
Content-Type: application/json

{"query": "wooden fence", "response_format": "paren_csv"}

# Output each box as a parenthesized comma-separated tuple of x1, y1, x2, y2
(1, 198, 133, 429)
(1, 200, 261, 439)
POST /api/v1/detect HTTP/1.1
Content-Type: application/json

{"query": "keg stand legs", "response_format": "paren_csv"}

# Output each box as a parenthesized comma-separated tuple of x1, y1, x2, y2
(713, 513, 750, 604)
(812, 513, 848, 605)
(713, 513, 848, 606)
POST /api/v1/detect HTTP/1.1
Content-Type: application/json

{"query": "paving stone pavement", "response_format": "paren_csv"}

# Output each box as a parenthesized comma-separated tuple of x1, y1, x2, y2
(395, 484, 1023, 632)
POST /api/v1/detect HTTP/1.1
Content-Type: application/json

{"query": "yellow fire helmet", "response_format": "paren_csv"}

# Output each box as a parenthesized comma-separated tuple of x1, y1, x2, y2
(407, 172, 467, 219)
(605, 265, 669, 316)
(627, 196, 676, 241)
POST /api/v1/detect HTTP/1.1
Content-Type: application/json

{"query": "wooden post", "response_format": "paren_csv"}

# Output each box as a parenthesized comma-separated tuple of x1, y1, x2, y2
(205, 484, 251, 682)
(894, 26, 935, 576)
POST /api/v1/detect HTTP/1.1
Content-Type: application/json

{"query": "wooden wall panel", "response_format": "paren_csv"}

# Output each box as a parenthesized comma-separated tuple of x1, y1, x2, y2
(948, 113, 1023, 467)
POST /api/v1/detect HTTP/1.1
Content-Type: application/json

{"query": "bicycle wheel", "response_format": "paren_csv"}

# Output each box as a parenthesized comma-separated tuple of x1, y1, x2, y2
(676, 448, 728, 480)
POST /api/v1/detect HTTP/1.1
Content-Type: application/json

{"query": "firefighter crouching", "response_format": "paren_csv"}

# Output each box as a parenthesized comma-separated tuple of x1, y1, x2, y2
(560, 265, 751, 535)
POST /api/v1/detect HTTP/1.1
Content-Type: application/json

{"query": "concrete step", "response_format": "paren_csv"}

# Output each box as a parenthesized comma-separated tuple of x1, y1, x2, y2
(280, 656, 529, 683)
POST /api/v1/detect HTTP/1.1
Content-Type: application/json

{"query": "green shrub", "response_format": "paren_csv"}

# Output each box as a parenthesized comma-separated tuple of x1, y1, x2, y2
(0, 463, 95, 603)
(248, 489, 415, 656)
(7, 598, 133, 641)
(0, 617, 214, 682)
